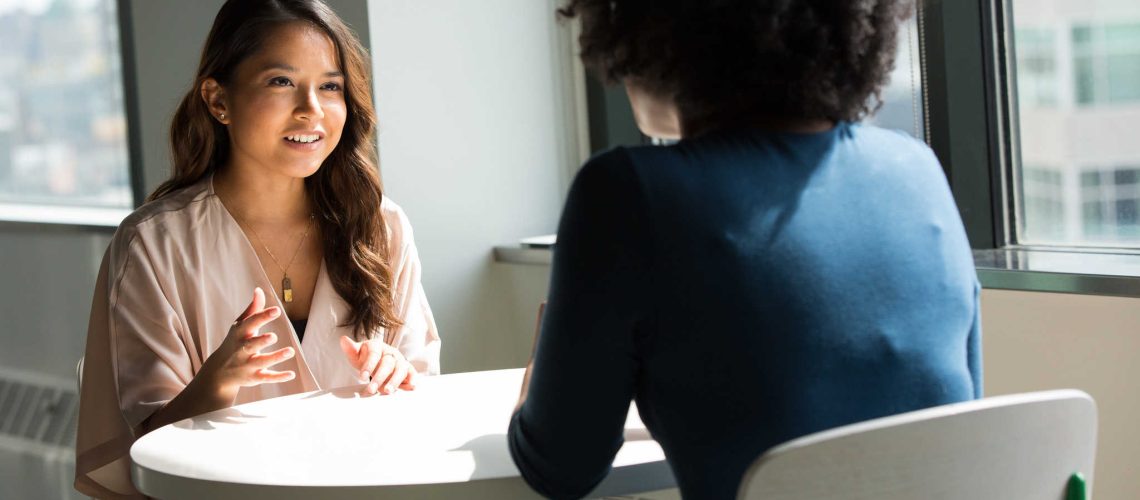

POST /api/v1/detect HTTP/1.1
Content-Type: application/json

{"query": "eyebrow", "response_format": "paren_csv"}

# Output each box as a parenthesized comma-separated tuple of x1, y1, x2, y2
(258, 62, 344, 78)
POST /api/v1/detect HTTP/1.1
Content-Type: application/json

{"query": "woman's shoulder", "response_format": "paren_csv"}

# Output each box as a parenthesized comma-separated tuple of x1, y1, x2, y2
(846, 123, 938, 162)
(111, 179, 214, 246)
(568, 146, 643, 194)
(379, 194, 416, 250)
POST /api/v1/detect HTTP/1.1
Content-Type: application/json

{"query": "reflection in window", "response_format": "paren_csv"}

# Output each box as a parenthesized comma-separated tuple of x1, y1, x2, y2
(0, 0, 130, 210)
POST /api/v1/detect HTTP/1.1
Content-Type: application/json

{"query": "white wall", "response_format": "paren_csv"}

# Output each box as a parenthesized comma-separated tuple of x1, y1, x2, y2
(0, 230, 107, 379)
(368, 0, 582, 372)
(982, 289, 1140, 500)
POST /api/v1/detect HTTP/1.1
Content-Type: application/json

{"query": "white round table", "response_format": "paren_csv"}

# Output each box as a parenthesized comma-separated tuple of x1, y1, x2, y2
(131, 368, 674, 499)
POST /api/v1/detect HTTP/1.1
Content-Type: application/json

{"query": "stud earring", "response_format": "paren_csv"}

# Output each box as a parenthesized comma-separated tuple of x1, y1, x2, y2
(219, 113, 226, 121)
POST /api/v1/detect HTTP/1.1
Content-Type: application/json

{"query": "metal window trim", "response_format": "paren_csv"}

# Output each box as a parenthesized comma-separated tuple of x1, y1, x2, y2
(919, 0, 1001, 249)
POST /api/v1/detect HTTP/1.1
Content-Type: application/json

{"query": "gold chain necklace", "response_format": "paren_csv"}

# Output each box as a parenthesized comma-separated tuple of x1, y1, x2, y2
(235, 213, 316, 303)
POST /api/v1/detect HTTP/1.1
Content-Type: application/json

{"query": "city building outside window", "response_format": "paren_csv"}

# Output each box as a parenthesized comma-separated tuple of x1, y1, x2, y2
(1012, 0, 1140, 247)
(0, 0, 132, 223)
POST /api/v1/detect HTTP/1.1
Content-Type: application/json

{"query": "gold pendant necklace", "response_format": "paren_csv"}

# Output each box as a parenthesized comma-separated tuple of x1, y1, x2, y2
(236, 213, 315, 303)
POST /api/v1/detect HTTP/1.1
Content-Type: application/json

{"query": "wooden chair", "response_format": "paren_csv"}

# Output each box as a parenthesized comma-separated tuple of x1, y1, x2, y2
(737, 390, 1097, 500)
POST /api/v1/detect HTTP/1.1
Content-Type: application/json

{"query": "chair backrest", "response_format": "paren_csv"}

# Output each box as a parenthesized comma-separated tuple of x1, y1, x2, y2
(737, 390, 1097, 500)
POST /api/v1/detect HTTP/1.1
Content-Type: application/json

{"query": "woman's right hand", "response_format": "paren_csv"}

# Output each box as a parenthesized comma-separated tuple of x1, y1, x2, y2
(141, 287, 297, 433)
(199, 287, 296, 401)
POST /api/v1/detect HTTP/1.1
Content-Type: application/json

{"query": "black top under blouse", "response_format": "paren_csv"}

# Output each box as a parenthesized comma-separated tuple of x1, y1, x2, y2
(290, 317, 307, 343)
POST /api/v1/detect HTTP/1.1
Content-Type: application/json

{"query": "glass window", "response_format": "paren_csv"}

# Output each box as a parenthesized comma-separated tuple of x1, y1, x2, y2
(0, 0, 131, 213)
(1011, 0, 1140, 247)
(868, 15, 925, 141)
(1015, 28, 1059, 108)
(1071, 22, 1140, 106)
(1021, 166, 1066, 240)
(1076, 167, 1140, 241)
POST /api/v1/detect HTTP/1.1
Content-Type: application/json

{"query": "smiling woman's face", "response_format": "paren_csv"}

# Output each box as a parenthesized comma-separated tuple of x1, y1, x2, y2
(206, 21, 347, 180)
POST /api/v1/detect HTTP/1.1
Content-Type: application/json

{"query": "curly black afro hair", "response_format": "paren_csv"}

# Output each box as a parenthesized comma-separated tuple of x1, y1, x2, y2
(559, 0, 914, 126)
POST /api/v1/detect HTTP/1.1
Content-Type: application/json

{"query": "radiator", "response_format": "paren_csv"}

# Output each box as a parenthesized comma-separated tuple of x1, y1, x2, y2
(0, 367, 83, 500)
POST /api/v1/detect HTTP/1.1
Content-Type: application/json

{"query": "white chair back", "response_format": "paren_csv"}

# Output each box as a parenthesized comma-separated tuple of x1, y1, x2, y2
(737, 390, 1097, 500)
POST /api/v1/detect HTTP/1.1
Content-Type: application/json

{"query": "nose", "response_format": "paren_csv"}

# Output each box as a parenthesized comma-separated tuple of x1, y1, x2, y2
(294, 87, 325, 122)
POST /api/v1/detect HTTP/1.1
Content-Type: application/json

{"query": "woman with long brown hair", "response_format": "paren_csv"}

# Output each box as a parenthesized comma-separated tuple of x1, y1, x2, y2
(75, 1, 439, 497)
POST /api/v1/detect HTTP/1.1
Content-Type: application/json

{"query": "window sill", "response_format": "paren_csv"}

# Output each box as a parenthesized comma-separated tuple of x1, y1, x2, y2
(493, 243, 1140, 299)
(0, 203, 130, 232)
(974, 247, 1140, 299)
(492, 245, 553, 266)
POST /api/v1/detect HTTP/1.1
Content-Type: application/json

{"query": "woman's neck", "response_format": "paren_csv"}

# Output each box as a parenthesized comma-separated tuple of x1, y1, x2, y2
(681, 113, 836, 139)
(213, 164, 312, 225)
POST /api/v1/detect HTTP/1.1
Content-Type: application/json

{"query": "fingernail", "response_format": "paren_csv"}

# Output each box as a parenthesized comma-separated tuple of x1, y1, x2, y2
(361, 371, 370, 381)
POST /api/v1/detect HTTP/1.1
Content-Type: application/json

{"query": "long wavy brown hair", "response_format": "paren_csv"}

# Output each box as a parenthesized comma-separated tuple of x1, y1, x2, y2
(149, 0, 401, 340)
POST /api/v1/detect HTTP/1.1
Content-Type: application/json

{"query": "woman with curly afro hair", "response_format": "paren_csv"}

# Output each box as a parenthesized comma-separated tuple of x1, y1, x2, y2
(509, 1, 981, 498)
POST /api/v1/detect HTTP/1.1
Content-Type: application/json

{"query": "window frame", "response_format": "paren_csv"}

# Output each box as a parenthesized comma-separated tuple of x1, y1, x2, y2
(928, 0, 1140, 297)
(918, 0, 1009, 251)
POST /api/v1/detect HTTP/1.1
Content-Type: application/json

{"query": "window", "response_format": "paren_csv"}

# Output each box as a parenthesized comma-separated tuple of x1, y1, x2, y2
(1078, 166, 1140, 240)
(1021, 166, 1065, 240)
(1073, 23, 1140, 106)
(1014, 28, 1058, 108)
(1011, 2, 1140, 247)
(867, 15, 925, 141)
(0, 0, 132, 221)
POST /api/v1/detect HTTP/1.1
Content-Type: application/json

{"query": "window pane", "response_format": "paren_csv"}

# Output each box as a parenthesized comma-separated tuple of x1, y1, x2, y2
(867, 15, 924, 141)
(1011, 1, 1140, 247)
(0, 1, 131, 210)
(1106, 54, 1140, 102)
(1016, 28, 1059, 108)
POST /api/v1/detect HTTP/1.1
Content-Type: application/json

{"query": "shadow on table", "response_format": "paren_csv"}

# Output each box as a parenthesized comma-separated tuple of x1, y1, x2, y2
(450, 433, 511, 480)
(173, 407, 266, 431)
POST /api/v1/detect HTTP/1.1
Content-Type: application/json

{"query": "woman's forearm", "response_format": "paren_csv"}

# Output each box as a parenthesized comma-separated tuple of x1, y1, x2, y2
(140, 368, 237, 434)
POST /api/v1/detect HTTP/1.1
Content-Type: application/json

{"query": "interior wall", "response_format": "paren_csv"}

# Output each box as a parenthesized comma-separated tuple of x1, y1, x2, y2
(981, 288, 1139, 500)
(0, 230, 108, 381)
(367, 0, 579, 373)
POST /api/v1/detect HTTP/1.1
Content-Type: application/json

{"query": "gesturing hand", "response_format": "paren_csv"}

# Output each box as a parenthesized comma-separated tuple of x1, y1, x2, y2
(339, 336, 416, 396)
(201, 287, 297, 400)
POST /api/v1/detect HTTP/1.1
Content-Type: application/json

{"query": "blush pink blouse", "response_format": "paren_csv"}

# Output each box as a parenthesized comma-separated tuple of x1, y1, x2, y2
(74, 178, 440, 498)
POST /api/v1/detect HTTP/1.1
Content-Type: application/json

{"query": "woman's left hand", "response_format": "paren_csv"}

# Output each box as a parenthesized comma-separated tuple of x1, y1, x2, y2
(339, 336, 417, 395)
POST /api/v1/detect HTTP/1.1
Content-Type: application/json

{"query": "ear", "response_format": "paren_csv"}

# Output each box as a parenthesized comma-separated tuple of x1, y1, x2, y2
(200, 78, 229, 124)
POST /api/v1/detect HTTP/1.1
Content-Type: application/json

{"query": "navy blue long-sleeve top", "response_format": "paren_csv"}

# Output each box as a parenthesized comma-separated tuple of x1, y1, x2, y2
(508, 123, 982, 499)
